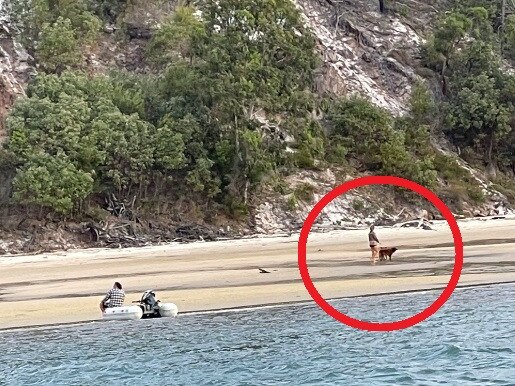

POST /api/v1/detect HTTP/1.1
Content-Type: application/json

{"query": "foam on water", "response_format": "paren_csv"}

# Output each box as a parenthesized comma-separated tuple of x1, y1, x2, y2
(1, 284, 514, 385)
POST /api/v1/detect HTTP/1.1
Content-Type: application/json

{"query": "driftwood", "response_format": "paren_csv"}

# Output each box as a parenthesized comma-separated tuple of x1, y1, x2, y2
(83, 221, 229, 248)
(313, 224, 361, 232)
(393, 218, 433, 230)
(174, 224, 219, 242)
(105, 194, 136, 221)
(80, 194, 236, 247)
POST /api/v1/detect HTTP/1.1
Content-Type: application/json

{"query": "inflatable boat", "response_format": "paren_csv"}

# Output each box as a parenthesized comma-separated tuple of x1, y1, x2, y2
(102, 290, 178, 321)
(103, 305, 144, 320)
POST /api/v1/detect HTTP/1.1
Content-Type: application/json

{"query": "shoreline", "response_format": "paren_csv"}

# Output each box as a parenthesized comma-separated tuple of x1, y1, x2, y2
(175, 279, 515, 315)
(1, 217, 514, 330)
(2, 281, 513, 333)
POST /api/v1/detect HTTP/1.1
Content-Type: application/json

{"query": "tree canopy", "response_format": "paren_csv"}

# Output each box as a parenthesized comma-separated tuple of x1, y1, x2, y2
(2, 0, 514, 217)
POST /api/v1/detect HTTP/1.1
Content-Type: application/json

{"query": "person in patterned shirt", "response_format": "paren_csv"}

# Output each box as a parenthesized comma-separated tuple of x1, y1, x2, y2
(100, 282, 125, 312)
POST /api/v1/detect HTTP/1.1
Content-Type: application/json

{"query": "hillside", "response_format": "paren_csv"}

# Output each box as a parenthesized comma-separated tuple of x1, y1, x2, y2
(0, 0, 514, 254)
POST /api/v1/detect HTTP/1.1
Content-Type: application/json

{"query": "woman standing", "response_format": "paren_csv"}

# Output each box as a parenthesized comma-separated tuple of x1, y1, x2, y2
(368, 225, 380, 264)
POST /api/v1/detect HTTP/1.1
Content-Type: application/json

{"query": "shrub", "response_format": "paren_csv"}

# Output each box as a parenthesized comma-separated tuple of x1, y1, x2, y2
(325, 134, 349, 165)
(294, 183, 315, 203)
(433, 153, 468, 181)
(287, 195, 298, 211)
(352, 199, 365, 211)
(379, 131, 438, 187)
(294, 145, 316, 169)
(9, 0, 101, 68)
(224, 195, 249, 219)
(466, 185, 486, 203)
(147, 7, 205, 66)
(327, 96, 393, 169)
(91, 0, 128, 23)
(409, 82, 437, 127)
(326, 95, 438, 186)
(37, 17, 82, 73)
(491, 177, 515, 203)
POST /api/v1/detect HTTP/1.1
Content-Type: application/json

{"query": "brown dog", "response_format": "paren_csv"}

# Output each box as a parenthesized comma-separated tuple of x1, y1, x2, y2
(379, 247, 398, 261)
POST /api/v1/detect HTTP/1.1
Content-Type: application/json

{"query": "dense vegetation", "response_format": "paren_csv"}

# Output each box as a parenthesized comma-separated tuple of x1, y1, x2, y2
(422, 1, 515, 174)
(1, 0, 514, 218)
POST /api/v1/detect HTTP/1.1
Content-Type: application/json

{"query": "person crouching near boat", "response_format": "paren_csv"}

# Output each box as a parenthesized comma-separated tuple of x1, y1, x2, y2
(368, 225, 380, 264)
(99, 282, 125, 312)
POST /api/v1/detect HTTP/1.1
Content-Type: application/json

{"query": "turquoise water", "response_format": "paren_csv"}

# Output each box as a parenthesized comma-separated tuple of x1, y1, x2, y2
(1, 284, 514, 385)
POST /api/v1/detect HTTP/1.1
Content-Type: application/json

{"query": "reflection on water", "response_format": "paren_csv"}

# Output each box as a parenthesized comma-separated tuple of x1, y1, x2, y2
(1, 284, 514, 385)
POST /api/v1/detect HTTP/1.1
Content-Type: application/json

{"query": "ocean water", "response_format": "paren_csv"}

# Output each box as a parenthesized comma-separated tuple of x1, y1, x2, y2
(1, 284, 514, 385)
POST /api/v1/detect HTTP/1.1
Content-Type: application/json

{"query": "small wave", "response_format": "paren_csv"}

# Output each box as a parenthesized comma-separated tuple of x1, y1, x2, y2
(444, 344, 463, 356)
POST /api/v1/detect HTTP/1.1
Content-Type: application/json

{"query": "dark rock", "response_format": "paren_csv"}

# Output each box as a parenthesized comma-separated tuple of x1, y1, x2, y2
(126, 25, 154, 40)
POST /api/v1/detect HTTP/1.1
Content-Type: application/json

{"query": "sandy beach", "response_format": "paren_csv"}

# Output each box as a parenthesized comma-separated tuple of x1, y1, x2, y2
(1, 218, 514, 330)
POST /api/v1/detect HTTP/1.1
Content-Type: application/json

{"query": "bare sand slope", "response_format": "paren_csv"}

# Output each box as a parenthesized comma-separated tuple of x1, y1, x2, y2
(1, 219, 514, 330)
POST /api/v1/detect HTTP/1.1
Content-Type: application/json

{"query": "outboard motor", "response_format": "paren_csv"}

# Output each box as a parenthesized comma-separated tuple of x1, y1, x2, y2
(141, 290, 158, 310)
(131, 290, 178, 319)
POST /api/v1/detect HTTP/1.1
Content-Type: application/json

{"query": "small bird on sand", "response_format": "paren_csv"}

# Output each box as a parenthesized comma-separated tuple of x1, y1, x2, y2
(258, 268, 270, 274)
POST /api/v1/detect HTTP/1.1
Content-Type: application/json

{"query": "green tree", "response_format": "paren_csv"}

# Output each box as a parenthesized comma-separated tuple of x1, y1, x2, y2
(409, 81, 437, 127)
(37, 17, 83, 72)
(327, 97, 393, 169)
(12, 152, 93, 214)
(422, 4, 514, 174)
(6, 91, 95, 165)
(452, 0, 500, 32)
(379, 130, 437, 187)
(152, 125, 186, 173)
(148, 0, 319, 201)
(105, 71, 147, 118)
(421, 11, 472, 74)
(54, 0, 101, 43)
(421, 8, 494, 94)
(147, 7, 205, 66)
(196, 0, 318, 114)
(90, 109, 155, 194)
(326, 95, 438, 186)
(186, 157, 221, 197)
(8, 0, 51, 52)
(447, 73, 512, 170)
(504, 15, 515, 61)
(0, 0, 338, 215)
(9, 0, 100, 70)
(6, 70, 161, 201)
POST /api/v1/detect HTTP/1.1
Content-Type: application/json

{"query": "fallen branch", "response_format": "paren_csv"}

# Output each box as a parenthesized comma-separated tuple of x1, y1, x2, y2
(393, 218, 433, 230)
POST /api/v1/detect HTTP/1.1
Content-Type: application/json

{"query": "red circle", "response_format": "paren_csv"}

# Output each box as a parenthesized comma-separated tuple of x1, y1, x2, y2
(298, 176, 463, 331)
